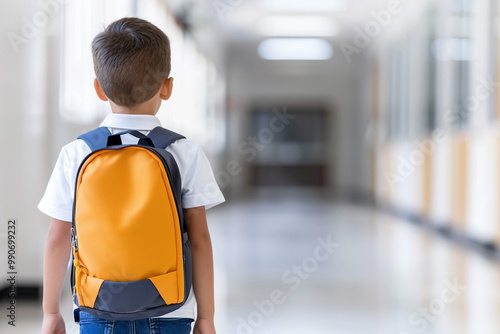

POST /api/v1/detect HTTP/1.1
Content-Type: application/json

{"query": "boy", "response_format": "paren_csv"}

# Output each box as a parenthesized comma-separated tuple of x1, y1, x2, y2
(39, 17, 224, 334)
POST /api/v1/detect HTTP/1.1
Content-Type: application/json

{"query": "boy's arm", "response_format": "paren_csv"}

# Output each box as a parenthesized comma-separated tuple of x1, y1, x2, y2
(41, 218, 72, 334)
(185, 206, 216, 334)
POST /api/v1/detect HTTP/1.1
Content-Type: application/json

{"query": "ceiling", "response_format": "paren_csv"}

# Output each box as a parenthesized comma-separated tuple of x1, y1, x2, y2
(199, 0, 433, 42)
(164, 0, 435, 63)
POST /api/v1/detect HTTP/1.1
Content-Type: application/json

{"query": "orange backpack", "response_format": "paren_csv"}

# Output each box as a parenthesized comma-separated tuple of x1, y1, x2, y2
(71, 127, 191, 320)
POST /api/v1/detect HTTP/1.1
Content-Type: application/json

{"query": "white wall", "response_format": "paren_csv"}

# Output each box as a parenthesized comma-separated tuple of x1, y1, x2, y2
(0, 0, 51, 289)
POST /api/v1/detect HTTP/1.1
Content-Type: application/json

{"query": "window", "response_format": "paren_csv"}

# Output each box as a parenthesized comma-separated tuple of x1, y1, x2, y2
(60, 0, 135, 124)
(450, 0, 473, 129)
(425, 6, 438, 133)
(493, 0, 500, 120)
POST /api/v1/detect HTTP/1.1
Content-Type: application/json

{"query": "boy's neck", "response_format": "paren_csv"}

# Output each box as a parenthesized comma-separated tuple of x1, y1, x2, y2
(109, 100, 159, 116)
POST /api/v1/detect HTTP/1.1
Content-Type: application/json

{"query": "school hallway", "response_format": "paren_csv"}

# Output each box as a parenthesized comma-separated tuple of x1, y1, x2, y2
(3, 0, 500, 333)
(2, 189, 500, 333)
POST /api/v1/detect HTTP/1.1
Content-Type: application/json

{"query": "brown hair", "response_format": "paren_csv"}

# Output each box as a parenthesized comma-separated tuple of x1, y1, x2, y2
(91, 17, 171, 107)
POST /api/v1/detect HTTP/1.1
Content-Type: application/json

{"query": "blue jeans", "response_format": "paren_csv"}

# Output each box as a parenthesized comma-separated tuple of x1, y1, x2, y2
(79, 311, 193, 334)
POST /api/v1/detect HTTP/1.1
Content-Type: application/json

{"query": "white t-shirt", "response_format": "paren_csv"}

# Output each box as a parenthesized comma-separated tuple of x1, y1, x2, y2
(38, 113, 225, 320)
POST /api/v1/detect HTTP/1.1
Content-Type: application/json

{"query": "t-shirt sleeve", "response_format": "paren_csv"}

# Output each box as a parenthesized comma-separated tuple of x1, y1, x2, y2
(169, 140, 225, 210)
(38, 147, 74, 222)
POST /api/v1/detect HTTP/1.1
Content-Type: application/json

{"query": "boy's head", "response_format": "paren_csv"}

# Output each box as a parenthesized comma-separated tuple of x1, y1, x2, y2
(92, 17, 171, 108)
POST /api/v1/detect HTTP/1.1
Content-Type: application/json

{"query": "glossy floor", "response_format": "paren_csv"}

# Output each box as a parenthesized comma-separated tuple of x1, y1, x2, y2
(2, 190, 500, 333)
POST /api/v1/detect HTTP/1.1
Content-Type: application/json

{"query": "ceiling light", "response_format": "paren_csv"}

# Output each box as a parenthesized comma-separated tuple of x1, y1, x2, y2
(432, 38, 474, 61)
(257, 16, 340, 37)
(258, 38, 334, 60)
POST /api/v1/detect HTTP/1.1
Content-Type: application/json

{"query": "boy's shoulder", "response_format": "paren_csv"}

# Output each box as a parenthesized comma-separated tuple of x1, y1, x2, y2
(165, 137, 205, 157)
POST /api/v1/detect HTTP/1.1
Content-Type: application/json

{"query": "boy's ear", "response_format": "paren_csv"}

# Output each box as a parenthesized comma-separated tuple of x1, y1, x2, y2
(159, 77, 174, 101)
(94, 79, 108, 102)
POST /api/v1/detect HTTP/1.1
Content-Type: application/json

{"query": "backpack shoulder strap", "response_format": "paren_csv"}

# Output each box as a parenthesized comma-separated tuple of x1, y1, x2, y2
(147, 126, 185, 149)
(77, 127, 112, 151)
(78, 126, 184, 151)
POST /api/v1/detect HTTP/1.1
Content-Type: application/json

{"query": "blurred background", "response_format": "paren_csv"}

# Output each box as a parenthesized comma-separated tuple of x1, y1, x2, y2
(2, 0, 500, 333)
